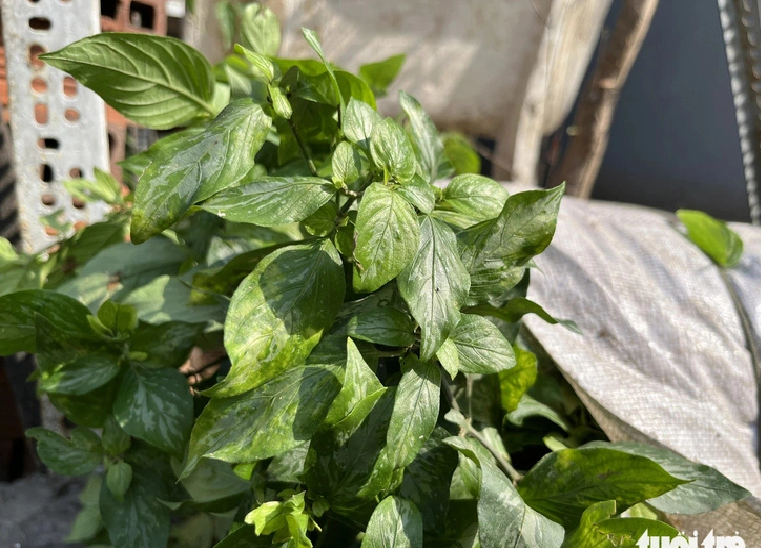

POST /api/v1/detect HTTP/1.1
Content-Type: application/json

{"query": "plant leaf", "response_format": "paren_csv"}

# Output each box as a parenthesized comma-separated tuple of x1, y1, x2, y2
(441, 132, 481, 175)
(58, 237, 189, 311)
(113, 366, 193, 457)
(361, 496, 423, 548)
(446, 314, 515, 374)
(399, 428, 458, 531)
(200, 176, 336, 226)
(370, 118, 417, 183)
(397, 175, 436, 215)
(102, 416, 131, 456)
(446, 436, 565, 548)
(64, 167, 123, 205)
(677, 209, 744, 267)
(398, 216, 470, 360)
(387, 354, 441, 469)
(336, 70, 378, 110)
(268, 83, 292, 118)
(210, 239, 345, 397)
(131, 99, 271, 243)
(48, 379, 119, 428)
(211, 526, 276, 548)
(324, 337, 385, 427)
(26, 427, 102, 476)
(440, 174, 508, 221)
(359, 54, 406, 97)
(0, 289, 94, 355)
(128, 321, 201, 369)
(470, 298, 580, 334)
(458, 185, 564, 304)
(517, 446, 688, 528)
(184, 365, 341, 477)
(303, 201, 339, 237)
(344, 98, 381, 151)
(399, 91, 443, 184)
(505, 395, 568, 432)
(499, 345, 538, 413)
(582, 441, 751, 515)
(97, 300, 138, 334)
(122, 276, 225, 326)
(354, 183, 420, 292)
(305, 387, 396, 517)
(435, 338, 459, 379)
(100, 462, 171, 548)
(240, 3, 281, 56)
(106, 461, 133, 502)
(35, 315, 122, 396)
(302, 28, 342, 113)
(41, 33, 215, 129)
(347, 308, 416, 347)
(332, 141, 362, 187)
(561, 500, 680, 548)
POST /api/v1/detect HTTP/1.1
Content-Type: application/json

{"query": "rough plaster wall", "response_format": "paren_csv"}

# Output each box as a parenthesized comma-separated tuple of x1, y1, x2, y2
(276, 0, 551, 138)
(187, 0, 610, 182)
(502, 0, 612, 181)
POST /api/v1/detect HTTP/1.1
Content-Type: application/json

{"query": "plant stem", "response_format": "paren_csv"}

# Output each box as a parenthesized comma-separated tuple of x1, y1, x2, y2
(336, 176, 373, 218)
(288, 118, 318, 176)
(443, 381, 523, 484)
(314, 519, 330, 548)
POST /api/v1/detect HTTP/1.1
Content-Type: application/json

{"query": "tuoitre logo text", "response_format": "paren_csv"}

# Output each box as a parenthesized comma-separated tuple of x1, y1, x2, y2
(636, 530, 745, 548)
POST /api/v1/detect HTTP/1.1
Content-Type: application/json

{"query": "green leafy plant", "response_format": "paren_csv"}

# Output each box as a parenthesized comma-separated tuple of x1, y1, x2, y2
(0, 6, 751, 548)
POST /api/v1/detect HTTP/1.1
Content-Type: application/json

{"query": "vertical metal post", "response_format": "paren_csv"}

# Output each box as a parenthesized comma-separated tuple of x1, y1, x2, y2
(1, 0, 109, 253)
(718, 0, 761, 224)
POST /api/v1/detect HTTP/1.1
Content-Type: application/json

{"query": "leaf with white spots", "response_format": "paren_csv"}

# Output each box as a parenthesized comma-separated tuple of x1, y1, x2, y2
(100, 459, 171, 548)
(370, 118, 417, 183)
(440, 174, 509, 222)
(386, 354, 440, 470)
(209, 239, 345, 397)
(130, 100, 271, 243)
(447, 314, 516, 374)
(26, 427, 102, 477)
(344, 98, 381, 151)
(113, 366, 193, 457)
(445, 436, 565, 548)
(354, 183, 419, 293)
(183, 365, 341, 477)
(361, 496, 423, 548)
(201, 177, 336, 226)
(458, 185, 564, 304)
(398, 216, 470, 360)
(324, 338, 384, 426)
(399, 91, 443, 184)
(582, 442, 751, 515)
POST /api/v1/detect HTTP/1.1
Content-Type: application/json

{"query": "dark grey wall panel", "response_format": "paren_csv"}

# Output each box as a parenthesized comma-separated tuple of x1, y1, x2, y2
(594, 0, 751, 222)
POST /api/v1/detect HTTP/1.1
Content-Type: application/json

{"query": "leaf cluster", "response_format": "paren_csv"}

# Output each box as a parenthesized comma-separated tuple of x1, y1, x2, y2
(0, 6, 750, 548)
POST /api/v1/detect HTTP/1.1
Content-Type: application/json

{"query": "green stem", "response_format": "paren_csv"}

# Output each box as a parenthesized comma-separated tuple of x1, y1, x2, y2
(314, 519, 330, 548)
(336, 175, 374, 218)
(443, 381, 523, 483)
(288, 118, 318, 176)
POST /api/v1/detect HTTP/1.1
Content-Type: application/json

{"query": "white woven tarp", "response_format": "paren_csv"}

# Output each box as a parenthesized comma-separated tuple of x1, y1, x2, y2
(523, 194, 761, 537)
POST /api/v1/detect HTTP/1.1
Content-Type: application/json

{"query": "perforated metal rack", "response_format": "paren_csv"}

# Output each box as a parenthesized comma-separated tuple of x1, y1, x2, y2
(1, 0, 109, 253)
